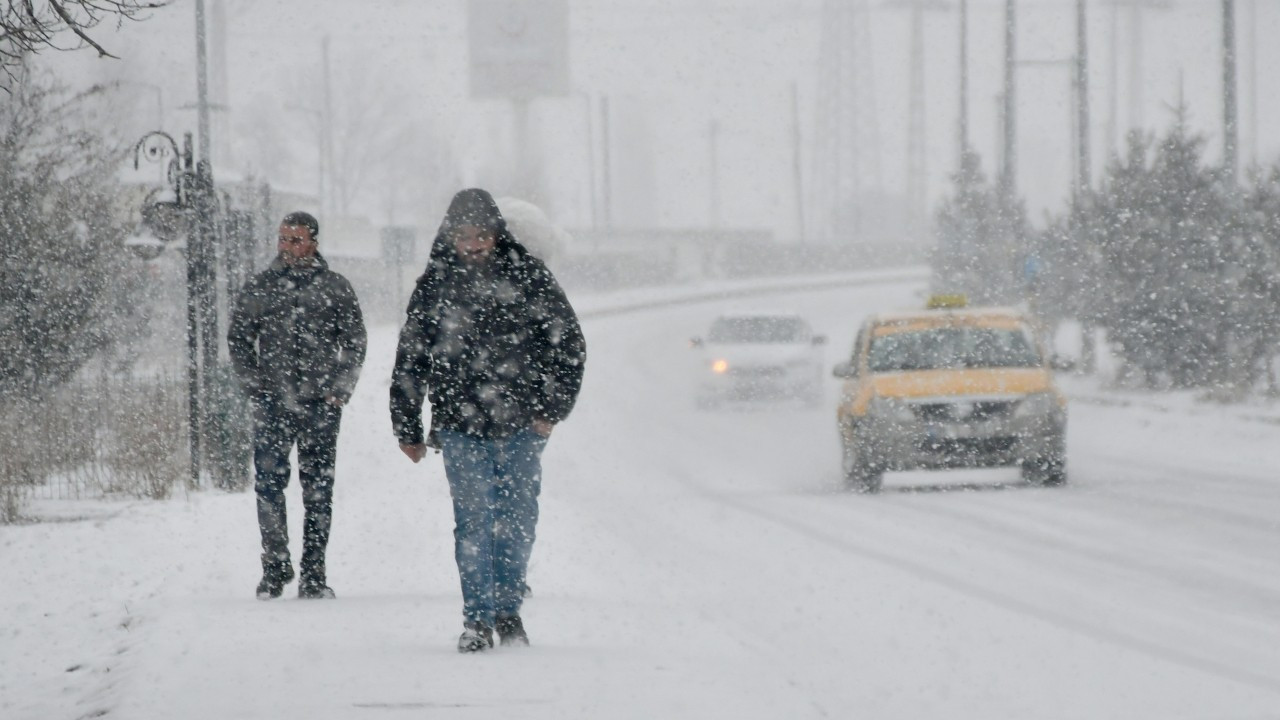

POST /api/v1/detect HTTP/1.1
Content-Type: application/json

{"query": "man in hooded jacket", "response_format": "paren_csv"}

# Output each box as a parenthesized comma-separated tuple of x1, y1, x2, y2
(229, 211, 366, 601)
(391, 189, 585, 652)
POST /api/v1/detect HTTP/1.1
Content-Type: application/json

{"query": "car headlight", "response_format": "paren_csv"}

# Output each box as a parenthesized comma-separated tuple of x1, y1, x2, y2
(1014, 391, 1056, 417)
(868, 396, 915, 422)
(710, 359, 729, 374)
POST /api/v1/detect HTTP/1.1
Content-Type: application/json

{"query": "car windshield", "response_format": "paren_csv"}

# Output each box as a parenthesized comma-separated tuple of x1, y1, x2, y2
(708, 317, 807, 344)
(868, 326, 1042, 372)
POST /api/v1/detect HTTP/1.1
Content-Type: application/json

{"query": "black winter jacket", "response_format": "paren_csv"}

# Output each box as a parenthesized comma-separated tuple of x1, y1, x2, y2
(228, 254, 367, 405)
(390, 231, 586, 443)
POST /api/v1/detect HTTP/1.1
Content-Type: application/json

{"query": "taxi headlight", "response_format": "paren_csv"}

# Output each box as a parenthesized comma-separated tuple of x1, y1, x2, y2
(868, 396, 915, 422)
(710, 359, 729, 374)
(1014, 392, 1056, 418)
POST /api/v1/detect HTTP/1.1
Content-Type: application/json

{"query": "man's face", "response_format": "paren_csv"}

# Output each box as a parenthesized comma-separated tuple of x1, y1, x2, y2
(278, 223, 317, 265)
(453, 224, 497, 266)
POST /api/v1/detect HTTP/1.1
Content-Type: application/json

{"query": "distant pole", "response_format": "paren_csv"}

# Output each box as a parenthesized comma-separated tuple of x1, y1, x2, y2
(1000, 0, 1017, 198)
(791, 81, 806, 243)
(1075, 0, 1091, 194)
(210, 0, 230, 168)
(906, 0, 926, 236)
(1222, 0, 1238, 183)
(959, 0, 970, 163)
(582, 93, 598, 229)
(708, 118, 721, 227)
(1106, 0, 1118, 157)
(194, 0, 211, 163)
(1248, 0, 1257, 168)
(1128, 3, 1143, 132)
(322, 35, 334, 217)
(601, 95, 612, 231)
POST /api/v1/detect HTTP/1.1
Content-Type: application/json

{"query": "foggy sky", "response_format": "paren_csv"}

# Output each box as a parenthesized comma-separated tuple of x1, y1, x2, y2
(43, 0, 1280, 241)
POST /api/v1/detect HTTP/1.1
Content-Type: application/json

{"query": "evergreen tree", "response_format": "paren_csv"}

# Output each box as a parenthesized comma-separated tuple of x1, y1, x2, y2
(932, 150, 1028, 304)
(1090, 119, 1236, 388)
(0, 62, 131, 401)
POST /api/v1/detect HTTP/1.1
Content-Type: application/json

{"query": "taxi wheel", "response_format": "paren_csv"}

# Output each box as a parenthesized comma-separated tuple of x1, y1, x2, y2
(841, 435, 884, 494)
(1021, 455, 1067, 486)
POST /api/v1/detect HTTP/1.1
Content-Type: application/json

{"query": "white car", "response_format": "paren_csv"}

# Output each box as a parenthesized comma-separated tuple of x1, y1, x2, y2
(691, 313, 826, 408)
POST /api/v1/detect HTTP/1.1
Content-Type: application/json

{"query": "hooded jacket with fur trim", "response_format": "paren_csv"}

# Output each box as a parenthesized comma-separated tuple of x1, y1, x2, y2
(390, 190, 586, 443)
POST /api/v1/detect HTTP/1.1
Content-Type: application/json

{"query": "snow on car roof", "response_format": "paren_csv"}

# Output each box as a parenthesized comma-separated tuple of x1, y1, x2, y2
(868, 306, 1031, 334)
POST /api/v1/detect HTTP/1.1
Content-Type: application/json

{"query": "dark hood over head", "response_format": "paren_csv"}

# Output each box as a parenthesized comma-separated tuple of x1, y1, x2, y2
(429, 188, 530, 266)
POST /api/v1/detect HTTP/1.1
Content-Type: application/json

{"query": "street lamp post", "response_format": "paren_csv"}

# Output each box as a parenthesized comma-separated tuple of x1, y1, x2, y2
(130, 129, 247, 491)
(132, 131, 202, 488)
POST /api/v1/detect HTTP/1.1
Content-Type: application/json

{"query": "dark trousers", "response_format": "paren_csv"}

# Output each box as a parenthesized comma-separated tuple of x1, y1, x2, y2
(252, 396, 342, 585)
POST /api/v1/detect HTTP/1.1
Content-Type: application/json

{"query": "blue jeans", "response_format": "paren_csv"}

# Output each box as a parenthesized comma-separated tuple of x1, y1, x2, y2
(438, 428, 547, 626)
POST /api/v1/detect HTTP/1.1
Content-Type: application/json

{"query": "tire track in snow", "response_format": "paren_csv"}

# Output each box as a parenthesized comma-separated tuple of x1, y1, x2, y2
(693, 485, 1280, 696)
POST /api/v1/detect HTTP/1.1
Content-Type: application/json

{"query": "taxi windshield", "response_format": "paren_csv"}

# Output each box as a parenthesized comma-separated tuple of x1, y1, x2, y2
(868, 326, 1042, 372)
(708, 317, 806, 344)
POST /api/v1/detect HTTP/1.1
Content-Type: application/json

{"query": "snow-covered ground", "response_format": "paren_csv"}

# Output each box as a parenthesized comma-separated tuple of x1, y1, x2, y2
(4, 270, 1279, 719)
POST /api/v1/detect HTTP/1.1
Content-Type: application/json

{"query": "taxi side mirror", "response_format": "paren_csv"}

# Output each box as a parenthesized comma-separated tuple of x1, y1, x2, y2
(689, 337, 704, 349)
(832, 361, 858, 379)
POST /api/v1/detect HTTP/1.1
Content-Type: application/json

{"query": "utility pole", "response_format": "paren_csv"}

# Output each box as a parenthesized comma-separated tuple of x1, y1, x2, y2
(1000, 0, 1017, 199)
(322, 35, 334, 219)
(581, 92, 598, 229)
(791, 81, 806, 244)
(1106, 0, 1118, 158)
(601, 95, 612, 232)
(1075, 0, 1091, 195)
(193, 0, 217, 487)
(1075, 0, 1096, 373)
(1222, 0, 1238, 183)
(1247, 0, 1257, 168)
(708, 118, 721, 228)
(210, 0, 230, 168)
(194, 0, 212, 163)
(958, 0, 969, 163)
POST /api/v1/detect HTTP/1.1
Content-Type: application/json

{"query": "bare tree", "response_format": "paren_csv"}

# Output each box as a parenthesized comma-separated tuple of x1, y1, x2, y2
(0, 0, 166, 84)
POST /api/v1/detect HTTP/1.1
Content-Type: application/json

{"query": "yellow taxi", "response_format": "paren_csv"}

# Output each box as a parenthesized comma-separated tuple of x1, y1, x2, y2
(833, 296, 1067, 492)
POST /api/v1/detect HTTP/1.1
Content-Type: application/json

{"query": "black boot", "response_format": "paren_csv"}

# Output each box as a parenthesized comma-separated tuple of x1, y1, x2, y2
(298, 576, 336, 599)
(457, 621, 494, 653)
(495, 615, 529, 647)
(255, 562, 295, 600)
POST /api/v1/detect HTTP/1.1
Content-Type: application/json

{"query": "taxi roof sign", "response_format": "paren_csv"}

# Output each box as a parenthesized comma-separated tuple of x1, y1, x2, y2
(926, 294, 968, 310)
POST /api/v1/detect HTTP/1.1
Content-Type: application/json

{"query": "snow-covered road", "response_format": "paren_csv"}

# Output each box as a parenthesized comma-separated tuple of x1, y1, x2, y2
(4, 275, 1279, 719)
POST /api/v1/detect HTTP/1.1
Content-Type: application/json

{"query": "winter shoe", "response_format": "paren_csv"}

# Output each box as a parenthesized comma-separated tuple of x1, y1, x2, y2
(255, 564, 295, 600)
(298, 581, 336, 600)
(495, 615, 529, 647)
(457, 622, 494, 653)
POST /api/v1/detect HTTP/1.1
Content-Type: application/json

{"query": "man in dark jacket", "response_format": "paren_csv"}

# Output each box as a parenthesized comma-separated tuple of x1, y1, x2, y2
(229, 211, 366, 600)
(391, 189, 585, 652)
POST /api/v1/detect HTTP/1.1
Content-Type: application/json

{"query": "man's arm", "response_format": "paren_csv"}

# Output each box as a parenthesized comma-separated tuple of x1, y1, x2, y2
(227, 282, 263, 396)
(390, 279, 435, 448)
(528, 263, 586, 425)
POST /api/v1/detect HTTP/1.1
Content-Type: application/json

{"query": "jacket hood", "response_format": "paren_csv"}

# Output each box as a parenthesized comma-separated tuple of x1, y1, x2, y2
(427, 188, 532, 269)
